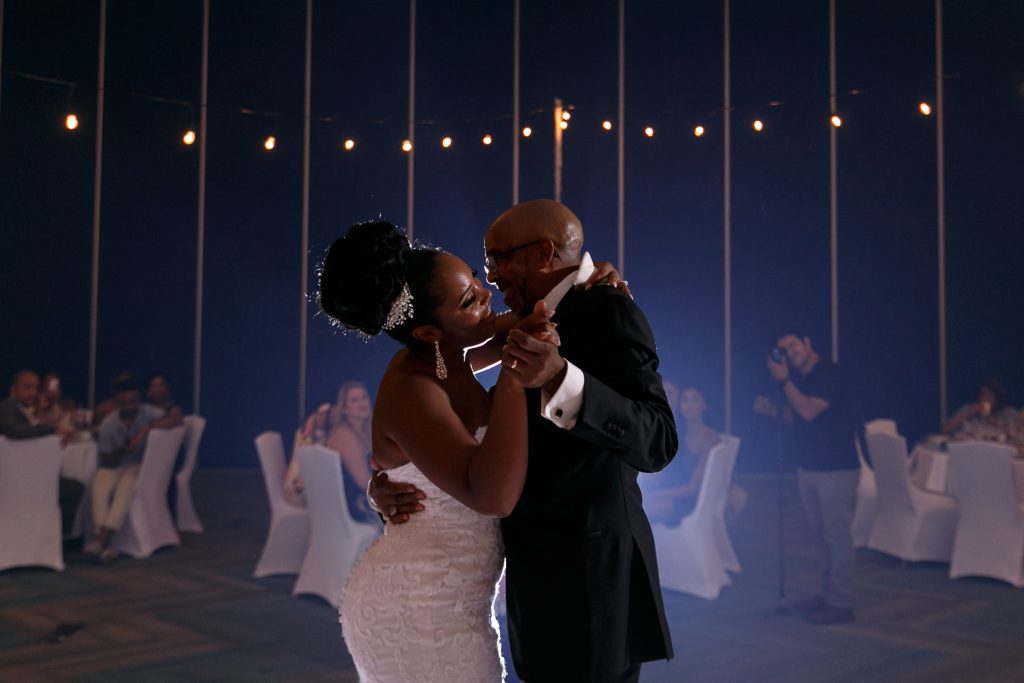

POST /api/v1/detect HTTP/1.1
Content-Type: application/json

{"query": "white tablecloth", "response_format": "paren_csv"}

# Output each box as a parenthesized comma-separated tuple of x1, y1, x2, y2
(910, 444, 1024, 501)
(61, 439, 97, 483)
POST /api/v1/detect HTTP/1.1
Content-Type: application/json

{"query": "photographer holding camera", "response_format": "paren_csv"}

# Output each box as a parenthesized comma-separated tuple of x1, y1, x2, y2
(753, 327, 858, 624)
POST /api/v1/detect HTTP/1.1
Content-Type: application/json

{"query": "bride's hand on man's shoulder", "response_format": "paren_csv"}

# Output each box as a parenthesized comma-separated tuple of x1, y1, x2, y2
(514, 301, 559, 347)
(580, 260, 633, 299)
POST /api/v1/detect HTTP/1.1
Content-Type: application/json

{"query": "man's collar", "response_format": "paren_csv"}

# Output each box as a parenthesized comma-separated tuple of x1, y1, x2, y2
(542, 252, 594, 312)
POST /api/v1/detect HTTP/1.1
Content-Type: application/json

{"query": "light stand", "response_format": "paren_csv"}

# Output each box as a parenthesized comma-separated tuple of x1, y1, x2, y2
(770, 379, 790, 616)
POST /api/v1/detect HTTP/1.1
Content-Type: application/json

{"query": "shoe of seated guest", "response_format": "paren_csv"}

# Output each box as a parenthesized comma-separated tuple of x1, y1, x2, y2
(802, 604, 855, 625)
(98, 546, 118, 564)
(83, 539, 103, 557)
(792, 595, 827, 616)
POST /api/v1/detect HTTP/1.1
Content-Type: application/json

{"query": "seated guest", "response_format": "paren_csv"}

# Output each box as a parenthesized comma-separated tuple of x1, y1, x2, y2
(86, 373, 183, 562)
(36, 373, 79, 433)
(643, 386, 722, 526)
(283, 380, 375, 522)
(144, 371, 184, 422)
(943, 377, 1019, 441)
(91, 371, 135, 431)
(0, 370, 84, 535)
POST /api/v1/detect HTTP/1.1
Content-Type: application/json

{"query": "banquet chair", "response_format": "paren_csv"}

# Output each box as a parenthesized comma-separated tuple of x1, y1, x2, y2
(866, 432, 957, 563)
(853, 418, 897, 547)
(652, 436, 740, 599)
(714, 438, 742, 574)
(864, 418, 899, 437)
(174, 415, 207, 534)
(112, 425, 187, 558)
(0, 435, 65, 571)
(292, 445, 381, 607)
(948, 441, 1024, 587)
(253, 431, 310, 578)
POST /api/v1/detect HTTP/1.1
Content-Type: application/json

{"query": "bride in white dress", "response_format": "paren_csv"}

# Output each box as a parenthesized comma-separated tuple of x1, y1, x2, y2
(318, 220, 556, 681)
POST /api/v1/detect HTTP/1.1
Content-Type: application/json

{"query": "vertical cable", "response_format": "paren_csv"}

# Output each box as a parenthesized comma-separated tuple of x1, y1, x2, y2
(723, 0, 732, 433)
(829, 0, 839, 363)
(88, 0, 107, 410)
(406, 0, 416, 238)
(193, 0, 209, 415)
(299, 0, 312, 420)
(616, 0, 625, 275)
(935, 0, 947, 424)
(512, 0, 520, 205)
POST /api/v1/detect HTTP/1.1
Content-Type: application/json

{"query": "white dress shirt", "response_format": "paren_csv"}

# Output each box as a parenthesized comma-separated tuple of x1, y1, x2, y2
(538, 252, 595, 430)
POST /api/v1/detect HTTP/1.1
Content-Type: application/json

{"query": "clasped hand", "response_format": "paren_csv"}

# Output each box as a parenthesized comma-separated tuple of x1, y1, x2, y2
(501, 300, 566, 390)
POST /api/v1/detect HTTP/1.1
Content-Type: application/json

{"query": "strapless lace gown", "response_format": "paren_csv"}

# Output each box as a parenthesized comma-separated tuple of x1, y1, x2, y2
(340, 429, 505, 682)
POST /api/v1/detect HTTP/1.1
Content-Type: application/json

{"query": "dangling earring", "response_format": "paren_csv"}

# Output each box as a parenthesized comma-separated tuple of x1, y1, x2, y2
(434, 340, 448, 380)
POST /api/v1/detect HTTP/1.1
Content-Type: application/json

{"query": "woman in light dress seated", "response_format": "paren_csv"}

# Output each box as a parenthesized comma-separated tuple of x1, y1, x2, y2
(942, 377, 1019, 442)
(317, 220, 561, 681)
(282, 380, 375, 523)
(643, 385, 746, 526)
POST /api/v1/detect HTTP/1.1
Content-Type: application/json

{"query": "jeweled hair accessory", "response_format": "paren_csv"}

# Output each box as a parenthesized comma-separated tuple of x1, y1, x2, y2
(382, 282, 415, 330)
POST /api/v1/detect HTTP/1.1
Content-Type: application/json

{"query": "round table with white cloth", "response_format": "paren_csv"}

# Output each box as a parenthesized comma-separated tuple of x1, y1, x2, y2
(910, 442, 1024, 501)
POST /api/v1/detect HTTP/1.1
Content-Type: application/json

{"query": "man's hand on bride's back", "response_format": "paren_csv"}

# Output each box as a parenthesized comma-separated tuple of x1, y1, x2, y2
(368, 468, 426, 525)
(580, 260, 633, 299)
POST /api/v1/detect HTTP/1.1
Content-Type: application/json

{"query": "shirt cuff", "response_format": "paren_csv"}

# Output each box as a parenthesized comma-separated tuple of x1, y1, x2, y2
(541, 361, 585, 430)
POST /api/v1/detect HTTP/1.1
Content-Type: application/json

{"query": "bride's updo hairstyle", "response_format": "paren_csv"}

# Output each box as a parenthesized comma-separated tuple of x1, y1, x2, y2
(318, 220, 444, 348)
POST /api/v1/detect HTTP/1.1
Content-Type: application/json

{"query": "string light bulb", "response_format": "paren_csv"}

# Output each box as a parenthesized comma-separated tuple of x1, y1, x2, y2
(522, 126, 532, 138)
(482, 134, 493, 145)
(561, 111, 571, 121)
(830, 115, 842, 128)
(644, 126, 655, 138)
(918, 102, 932, 116)
(343, 139, 355, 151)
(753, 119, 764, 132)
(263, 135, 276, 151)
(602, 120, 613, 131)
(694, 125, 705, 137)
(65, 113, 79, 130)
(559, 120, 568, 130)
(182, 130, 196, 145)
(441, 136, 453, 149)
(402, 139, 413, 152)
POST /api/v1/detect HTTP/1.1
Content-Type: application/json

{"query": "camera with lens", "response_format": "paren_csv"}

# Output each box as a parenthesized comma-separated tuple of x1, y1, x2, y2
(769, 347, 787, 364)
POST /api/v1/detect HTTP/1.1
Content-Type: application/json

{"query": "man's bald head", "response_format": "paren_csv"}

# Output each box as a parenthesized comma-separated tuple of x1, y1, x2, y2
(484, 200, 587, 316)
(487, 199, 583, 262)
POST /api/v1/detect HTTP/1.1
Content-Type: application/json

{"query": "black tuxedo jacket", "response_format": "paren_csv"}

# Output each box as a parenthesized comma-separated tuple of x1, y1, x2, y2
(501, 284, 678, 681)
(0, 397, 55, 439)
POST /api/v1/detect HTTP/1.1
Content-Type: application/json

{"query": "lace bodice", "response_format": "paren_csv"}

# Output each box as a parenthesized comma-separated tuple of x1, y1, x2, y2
(340, 427, 506, 682)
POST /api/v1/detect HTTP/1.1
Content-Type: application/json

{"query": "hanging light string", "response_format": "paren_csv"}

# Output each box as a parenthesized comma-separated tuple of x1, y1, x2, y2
(3, 68, 941, 148)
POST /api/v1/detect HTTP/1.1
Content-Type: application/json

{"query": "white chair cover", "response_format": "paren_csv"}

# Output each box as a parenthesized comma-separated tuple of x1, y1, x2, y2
(866, 432, 957, 562)
(175, 415, 207, 533)
(852, 436, 878, 548)
(292, 445, 381, 606)
(112, 426, 186, 558)
(652, 436, 740, 599)
(864, 418, 899, 436)
(253, 431, 310, 578)
(714, 437, 742, 573)
(948, 442, 1024, 587)
(0, 436, 65, 571)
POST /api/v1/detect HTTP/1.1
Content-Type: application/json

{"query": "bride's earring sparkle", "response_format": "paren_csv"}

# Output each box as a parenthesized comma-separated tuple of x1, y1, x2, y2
(434, 340, 448, 380)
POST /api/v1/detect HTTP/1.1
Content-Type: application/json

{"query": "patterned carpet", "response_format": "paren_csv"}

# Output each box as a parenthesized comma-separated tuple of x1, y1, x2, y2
(2, 470, 1024, 682)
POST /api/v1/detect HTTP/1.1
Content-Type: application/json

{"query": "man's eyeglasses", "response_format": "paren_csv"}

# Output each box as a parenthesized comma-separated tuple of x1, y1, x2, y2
(484, 239, 542, 272)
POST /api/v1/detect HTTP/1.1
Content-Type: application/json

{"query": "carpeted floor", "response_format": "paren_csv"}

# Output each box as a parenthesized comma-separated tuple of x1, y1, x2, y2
(2, 470, 1024, 682)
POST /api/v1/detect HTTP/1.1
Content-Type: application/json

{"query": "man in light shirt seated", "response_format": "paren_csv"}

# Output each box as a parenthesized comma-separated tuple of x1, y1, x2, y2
(85, 373, 182, 563)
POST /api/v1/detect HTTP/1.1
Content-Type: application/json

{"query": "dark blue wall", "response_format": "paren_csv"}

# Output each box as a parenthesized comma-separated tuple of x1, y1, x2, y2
(2, 0, 1022, 470)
